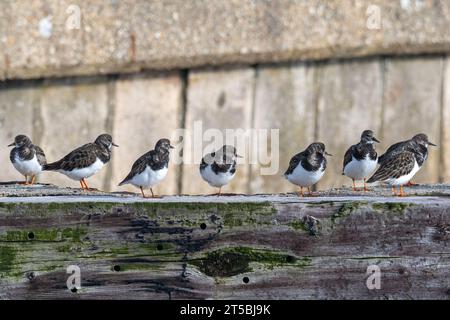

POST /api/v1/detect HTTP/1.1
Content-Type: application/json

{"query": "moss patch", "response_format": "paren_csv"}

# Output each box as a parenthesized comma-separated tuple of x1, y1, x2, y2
(191, 246, 311, 277)
(0, 246, 17, 277)
(372, 202, 411, 214)
(0, 227, 87, 242)
(331, 201, 366, 223)
(288, 219, 308, 232)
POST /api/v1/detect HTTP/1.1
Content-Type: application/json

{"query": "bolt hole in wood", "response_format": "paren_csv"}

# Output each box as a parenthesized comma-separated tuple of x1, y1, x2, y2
(27, 232, 35, 240)
(71, 287, 77, 293)
(156, 244, 163, 251)
(200, 223, 207, 230)
(113, 265, 121, 272)
(243, 277, 250, 284)
(285, 255, 295, 263)
(26, 272, 35, 281)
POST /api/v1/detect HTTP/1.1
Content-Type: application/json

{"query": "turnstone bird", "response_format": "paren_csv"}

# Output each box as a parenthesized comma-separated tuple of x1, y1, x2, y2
(342, 130, 379, 191)
(199, 145, 242, 195)
(8, 135, 47, 185)
(378, 133, 436, 186)
(367, 134, 436, 196)
(43, 134, 118, 190)
(118, 139, 174, 198)
(284, 142, 332, 197)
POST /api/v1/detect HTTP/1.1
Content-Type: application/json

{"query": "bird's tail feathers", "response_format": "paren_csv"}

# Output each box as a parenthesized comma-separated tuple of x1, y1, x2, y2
(42, 162, 60, 171)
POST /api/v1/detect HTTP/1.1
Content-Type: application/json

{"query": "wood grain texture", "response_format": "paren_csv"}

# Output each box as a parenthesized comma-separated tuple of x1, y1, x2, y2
(0, 185, 449, 299)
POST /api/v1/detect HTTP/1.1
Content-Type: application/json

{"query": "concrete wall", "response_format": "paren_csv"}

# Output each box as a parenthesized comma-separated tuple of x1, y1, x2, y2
(1, 0, 449, 80)
(1, 1, 450, 194)
(1, 56, 449, 194)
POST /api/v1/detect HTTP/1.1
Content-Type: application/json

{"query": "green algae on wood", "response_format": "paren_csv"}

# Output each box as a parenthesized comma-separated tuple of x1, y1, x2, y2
(0, 227, 87, 242)
(372, 202, 411, 214)
(0, 246, 17, 277)
(331, 201, 367, 223)
(190, 246, 311, 277)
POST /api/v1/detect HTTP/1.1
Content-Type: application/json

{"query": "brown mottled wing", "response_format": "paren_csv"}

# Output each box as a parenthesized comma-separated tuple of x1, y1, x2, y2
(119, 151, 151, 185)
(57, 143, 98, 171)
(284, 151, 305, 176)
(35, 145, 47, 166)
(367, 151, 415, 183)
(378, 140, 408, 164)
(342, 145, 354, 174)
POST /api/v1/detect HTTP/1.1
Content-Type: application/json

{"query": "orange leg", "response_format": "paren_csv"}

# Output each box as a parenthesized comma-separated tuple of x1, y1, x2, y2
(21, 175, 29, 185)
(399, 185, 406, 197)
(140, 186, 147, 198)
(150, 188, 155, 198)
(352, 179, 357, 192)
(30, 175, 36, 185)
(363, 179, 369, 192)
(79, 180, 86, 190)
(298, 187, 304, 197)
(308, 186, 314, 197)
(218, 187, 222, 196)
(391, 186, 397, 196)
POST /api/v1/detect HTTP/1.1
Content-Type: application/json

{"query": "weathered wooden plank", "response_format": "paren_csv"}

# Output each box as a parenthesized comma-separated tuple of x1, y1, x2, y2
(382, 57, 444, 184)
(251, 64, 316, 194)
(315, 59, 384, 189)
(38, 78, 110, 190)
(110, 72, 182, 195)
(0, 184, 449, 299)
(182, 67, 254, 194)
(0, 83, 41, 182)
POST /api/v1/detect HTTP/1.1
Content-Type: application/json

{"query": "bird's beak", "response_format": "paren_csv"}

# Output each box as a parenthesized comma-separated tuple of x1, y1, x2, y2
(112, 142, 119, 147)
(7, 142, 15, 147)
(325, 151, 333, 156)
(170, 145, 175, 149)
(372, 137, 380, 143)
(429, 142, 437, 147)
(236, 154, 243, 158)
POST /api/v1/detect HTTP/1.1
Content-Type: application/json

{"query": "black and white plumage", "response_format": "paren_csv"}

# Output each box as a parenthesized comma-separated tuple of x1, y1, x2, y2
(367, 133, 436, 196)
(8, 135, 47, 185)
(342, 130, 379, 191)
(43, 134, 118, 190)
(118, 139, 174, 198)
(284, 142, 331, 196)
(199, 145, 241, 195)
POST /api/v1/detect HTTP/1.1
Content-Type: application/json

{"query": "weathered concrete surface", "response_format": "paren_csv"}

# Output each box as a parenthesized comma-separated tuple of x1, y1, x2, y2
(1, 56, 448, 194)
(38, 78, 111, 190)
(1, 0, 450, 80)
(0, 184, 448, 300)
(0, 83, 41, 182)
(110, 72, 182, 195)
(381, 57, 443, 183)
(250, 63, 316, 194)
(443, 57, 450, 182)
(315, 59, 384, 189)
(182, 67, 254, 194)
